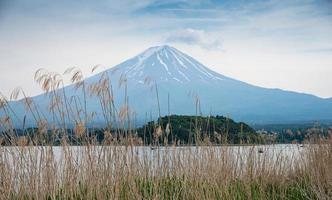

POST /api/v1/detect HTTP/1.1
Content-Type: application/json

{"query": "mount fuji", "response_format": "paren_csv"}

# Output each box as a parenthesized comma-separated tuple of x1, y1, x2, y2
(3, 45, 332, 127)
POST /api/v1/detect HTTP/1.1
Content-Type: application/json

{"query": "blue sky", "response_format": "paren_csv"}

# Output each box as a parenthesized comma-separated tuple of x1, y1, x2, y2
(0, 0, 331, 97)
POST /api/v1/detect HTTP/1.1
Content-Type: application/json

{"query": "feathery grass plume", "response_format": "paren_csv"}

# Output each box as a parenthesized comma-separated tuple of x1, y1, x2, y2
(154, 126, 162, 140)
(214, 131, 222, 143)
(0, 97, 6, 109)
(35, 68, 54, 93)
(66, 67, 88, 131)
(91, 64, 100, 73)
(37, 120, 48, 134)
(165, 123, 170, 136)
(50, 73, 68, 125)
(0, 92, 23, 140)
(10, 87, 21, 101)
(63, 66, 75, 75)
(88, 81, 102, 96)
(74, 122, 86, 138)
(119, 105, 128, 122)
(88, 71, 115, 129)
(16, 136, 28, 146)
(103, 130, 113, 144)
(35, 68, 71, 132)
(70, 68, 85, 86)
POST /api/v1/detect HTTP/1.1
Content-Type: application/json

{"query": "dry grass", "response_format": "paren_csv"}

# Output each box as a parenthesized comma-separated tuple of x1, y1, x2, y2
(0, 141, 332, 199)
(0, 67, 331, 199)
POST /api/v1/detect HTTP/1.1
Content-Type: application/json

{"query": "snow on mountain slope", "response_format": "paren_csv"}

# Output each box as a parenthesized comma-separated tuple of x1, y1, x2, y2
(2, 45, 332, 127)
(101, 45, 225, 84)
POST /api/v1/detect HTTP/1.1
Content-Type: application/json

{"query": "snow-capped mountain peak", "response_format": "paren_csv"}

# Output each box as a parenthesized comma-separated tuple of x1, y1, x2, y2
(110, 45, 225, 84)
(3, 45, 332, 128)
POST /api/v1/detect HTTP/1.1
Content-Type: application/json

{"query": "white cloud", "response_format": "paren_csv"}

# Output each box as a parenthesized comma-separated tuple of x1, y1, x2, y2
(164, 29, 222, 50)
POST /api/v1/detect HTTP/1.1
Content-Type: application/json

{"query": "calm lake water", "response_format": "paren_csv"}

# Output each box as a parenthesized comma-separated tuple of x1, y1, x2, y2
(1, 144, 306, 166)
(1, 144, 311, 182)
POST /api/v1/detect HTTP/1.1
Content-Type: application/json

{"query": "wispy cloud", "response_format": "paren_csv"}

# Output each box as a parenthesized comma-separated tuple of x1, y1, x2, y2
(164, 28, 222, 50)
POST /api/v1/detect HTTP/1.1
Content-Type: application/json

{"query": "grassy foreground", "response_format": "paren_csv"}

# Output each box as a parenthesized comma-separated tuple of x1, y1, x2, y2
(1, 140, 332, 200)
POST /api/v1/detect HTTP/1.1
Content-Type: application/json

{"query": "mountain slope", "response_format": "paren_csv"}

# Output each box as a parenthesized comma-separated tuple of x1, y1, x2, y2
(2, 45, 332, 127)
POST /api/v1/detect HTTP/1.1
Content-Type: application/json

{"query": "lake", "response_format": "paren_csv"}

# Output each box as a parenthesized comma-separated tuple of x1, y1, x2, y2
(1, 144, 307, 172)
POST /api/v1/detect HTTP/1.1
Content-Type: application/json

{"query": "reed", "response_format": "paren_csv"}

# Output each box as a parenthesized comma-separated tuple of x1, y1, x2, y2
(1, 140, 331, 199)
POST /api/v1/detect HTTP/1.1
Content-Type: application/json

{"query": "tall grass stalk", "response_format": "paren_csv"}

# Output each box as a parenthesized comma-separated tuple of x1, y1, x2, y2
(1, 141, 332, 199)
